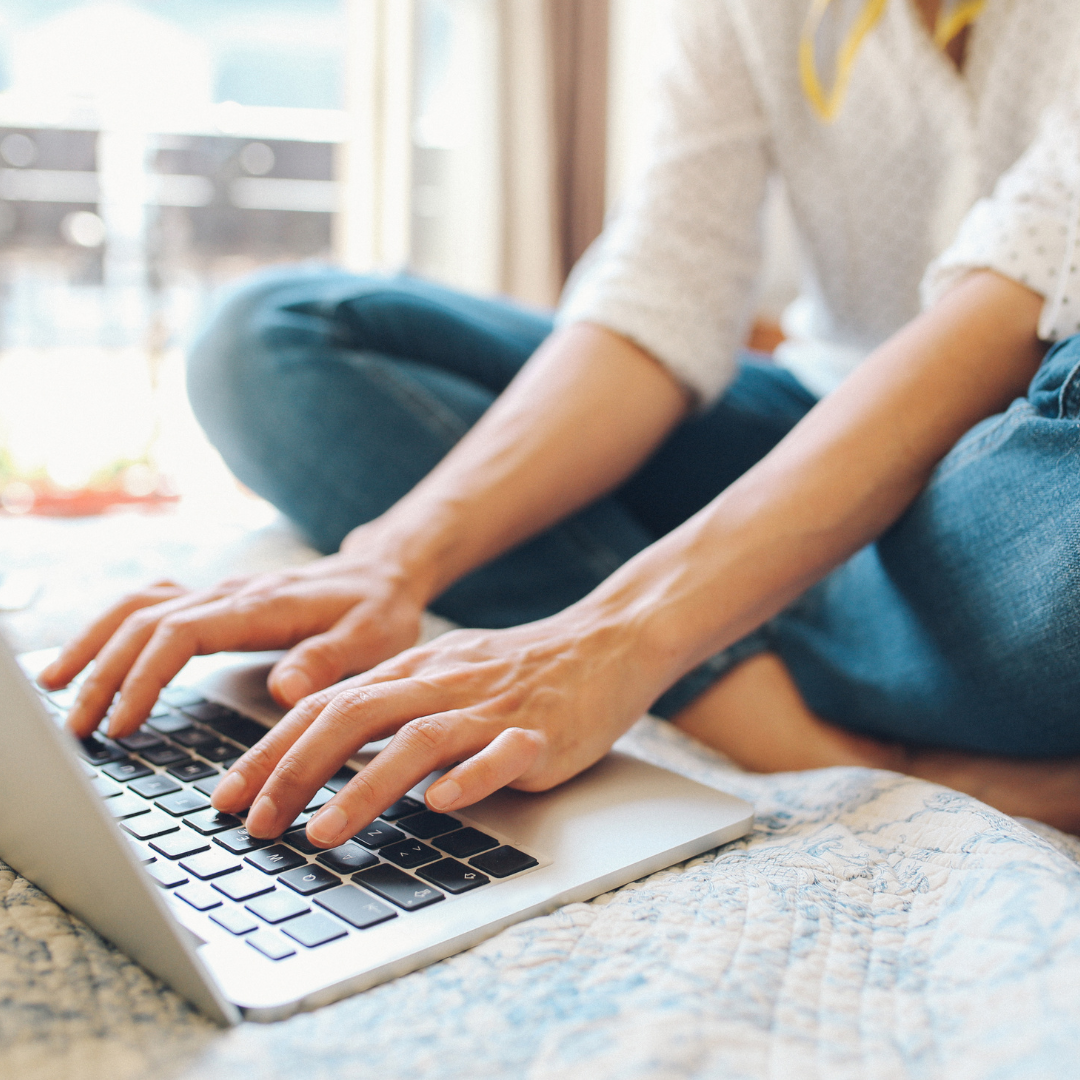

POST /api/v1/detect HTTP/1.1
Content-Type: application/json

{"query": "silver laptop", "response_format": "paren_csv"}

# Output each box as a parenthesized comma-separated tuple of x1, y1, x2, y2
(0, 634, 753, 1024)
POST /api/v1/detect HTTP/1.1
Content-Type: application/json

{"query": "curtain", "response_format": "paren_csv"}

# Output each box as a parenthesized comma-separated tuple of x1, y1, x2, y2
(497, 0, 609, 308)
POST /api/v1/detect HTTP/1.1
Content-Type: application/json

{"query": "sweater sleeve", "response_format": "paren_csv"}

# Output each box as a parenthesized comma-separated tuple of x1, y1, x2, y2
(922, 89, 1080, 342)
(556, 0, 771, 406)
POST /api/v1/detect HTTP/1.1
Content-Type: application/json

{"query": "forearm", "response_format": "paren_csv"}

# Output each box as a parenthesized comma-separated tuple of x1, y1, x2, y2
(580, 271, 1047, 687)
(343, 322, 691, 602)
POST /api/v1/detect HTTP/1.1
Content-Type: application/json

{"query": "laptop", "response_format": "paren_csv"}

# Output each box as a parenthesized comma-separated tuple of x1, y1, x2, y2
(0, 634, 754, 1024)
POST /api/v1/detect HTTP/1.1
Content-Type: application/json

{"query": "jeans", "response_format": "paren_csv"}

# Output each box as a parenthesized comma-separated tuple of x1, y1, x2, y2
(188, 266, 1080, 755)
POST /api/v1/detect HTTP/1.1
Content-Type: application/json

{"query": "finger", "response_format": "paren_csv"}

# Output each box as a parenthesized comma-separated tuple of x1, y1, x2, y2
(267, 609, 372, 706)
(210, 690, 337, 815)
(38, 581, 186, 689)
(424, 727, 546, 811)
(268, 601, 421, 706)
(227, 679, 451, 838)
(304, 709, 495, 848)
(101, 594, 286, 737)
(64, 590, 217, 737)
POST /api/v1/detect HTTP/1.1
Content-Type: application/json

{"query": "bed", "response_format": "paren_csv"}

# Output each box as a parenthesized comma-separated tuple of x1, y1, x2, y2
(5, 715, 1080, 1080)
(3, 511, 1080, 1080)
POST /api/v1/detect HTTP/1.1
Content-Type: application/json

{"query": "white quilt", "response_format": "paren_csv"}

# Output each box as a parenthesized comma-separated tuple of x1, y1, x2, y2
(4, 716, 1080, 1080)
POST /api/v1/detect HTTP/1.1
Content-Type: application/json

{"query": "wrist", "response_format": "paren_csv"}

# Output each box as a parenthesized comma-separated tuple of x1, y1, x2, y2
(338, 504, 465, 608)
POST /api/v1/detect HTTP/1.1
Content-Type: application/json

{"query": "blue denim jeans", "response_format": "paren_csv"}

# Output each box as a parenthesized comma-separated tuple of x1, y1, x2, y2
(188, 266, 1080, 755)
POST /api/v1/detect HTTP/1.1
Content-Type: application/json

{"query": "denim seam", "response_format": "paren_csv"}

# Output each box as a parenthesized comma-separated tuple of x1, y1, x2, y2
(356, 353, 474, 446)
(932, 410, 1017, 482)
(1057, 355, 1080, 419)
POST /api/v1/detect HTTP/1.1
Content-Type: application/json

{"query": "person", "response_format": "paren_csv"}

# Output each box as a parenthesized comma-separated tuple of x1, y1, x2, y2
(45, 0, 1080, 842)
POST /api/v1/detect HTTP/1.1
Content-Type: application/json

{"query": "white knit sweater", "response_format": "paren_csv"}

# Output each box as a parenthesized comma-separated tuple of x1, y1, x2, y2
(559, 0, 1080, 402)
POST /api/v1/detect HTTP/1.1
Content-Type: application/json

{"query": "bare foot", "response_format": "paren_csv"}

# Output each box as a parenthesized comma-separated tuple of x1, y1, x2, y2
(672, 651, 1080, 834)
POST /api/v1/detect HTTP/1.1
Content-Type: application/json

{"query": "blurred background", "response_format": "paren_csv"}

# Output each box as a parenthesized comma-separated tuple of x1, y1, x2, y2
(0, 0, 797, 647)
(0, 0, 693, 518)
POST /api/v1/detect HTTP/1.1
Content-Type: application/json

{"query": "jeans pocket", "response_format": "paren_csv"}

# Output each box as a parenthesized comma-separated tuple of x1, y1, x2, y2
(1028, 333, 1080, 420)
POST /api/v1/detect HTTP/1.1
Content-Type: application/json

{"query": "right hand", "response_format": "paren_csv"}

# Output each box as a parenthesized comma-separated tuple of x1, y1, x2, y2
(41, 533, 430, 741)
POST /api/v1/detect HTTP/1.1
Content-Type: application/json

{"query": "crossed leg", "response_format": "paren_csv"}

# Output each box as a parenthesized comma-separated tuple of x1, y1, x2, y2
(674, 652, 1080, 835)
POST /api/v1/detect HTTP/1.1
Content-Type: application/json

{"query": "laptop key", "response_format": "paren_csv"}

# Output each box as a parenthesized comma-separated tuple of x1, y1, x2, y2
(469, 846, 538, 878)
(282, 912, 348, 949)
(434, 828, 499, 859)
(211, 908, 259, 935)
(160, 687, 205, 709)
(179, 701, 232, 722)
(203, 713, 268, 749)
(171, 726, 218, 749)
(354, 864, 445, 911)
(315, 884, 397, 928)
(126, 837, 156, 864)
(184, 808, 242, 835)
(213, 868, 276, 902)
(150, 831, 210, 860)
(106, 792, 152, 819)
(304, 787, 334, 813)
(156, 789, 210, 817)
(323, 767, 356, 793)
(316, 841, 378, 875)
(180, 848, 242, 880)
(417, 858, 490, 894)
(102, 757, 153, 782)
(379, 839, 441, 869)
(199, 741, 239, 764)
(175, 882, 222, 911)
(146, 861, 189, 888)
(245, 845, 307, 876)
(116, 729, 164, 753)
(146, 714, 194, 737)
(397, 811, 461, 839)
(214, 826, 271, 855)
(353, 820, 405, 849)
(168, 760, 219, 783)
(77, 733, 126, 765)
(141, 744, 191, 767)
(280, 864, 340, 896)
(193, 774, 224, 798)
(246, 929, 295, 960)
(282, 827, 322, 855)
(121, 810, 181, 840)
(128, 774, 183, 799)
(246, 890, 310, 924)
(379, 796, 424, 821)
(91, 774, 125, 799)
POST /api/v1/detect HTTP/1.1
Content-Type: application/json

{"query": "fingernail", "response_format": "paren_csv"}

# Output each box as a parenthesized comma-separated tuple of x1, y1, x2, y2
(245, 794, 278, 837)
(274, 668, 311, 704)
(427, 779, 461, 811)
(308, 805, 348, 847)
(212, 770, 247, 810)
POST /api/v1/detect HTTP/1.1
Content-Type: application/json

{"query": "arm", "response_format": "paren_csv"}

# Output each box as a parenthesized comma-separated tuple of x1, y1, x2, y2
(51, 324, 689, 736)
(51, 1, 767, 736)
(221, 270, 1046, 846)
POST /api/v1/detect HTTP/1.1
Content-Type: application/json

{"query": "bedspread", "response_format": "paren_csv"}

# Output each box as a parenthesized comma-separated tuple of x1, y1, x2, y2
(4, 716, 1080, 1080)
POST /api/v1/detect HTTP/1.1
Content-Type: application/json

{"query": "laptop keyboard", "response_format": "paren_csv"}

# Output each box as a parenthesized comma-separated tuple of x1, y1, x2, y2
(39, 681, 539, 963)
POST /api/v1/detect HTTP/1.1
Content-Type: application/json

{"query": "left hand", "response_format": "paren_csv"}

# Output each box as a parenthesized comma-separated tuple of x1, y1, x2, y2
(211, 605, 667, 846)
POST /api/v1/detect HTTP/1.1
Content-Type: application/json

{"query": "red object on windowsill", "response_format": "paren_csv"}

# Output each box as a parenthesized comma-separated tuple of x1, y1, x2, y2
(0, 476, 180, 518)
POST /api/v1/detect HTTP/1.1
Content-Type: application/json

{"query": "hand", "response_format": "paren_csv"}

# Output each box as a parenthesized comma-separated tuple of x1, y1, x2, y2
(42, 528, 430, 740)
(211, 605, 667, 846)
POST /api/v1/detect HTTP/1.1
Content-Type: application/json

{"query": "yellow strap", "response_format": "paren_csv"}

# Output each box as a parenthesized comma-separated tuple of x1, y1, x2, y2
(800, 0, 987, 124)
(799, 0, 890, 123)
(933, 0, 987, 48)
